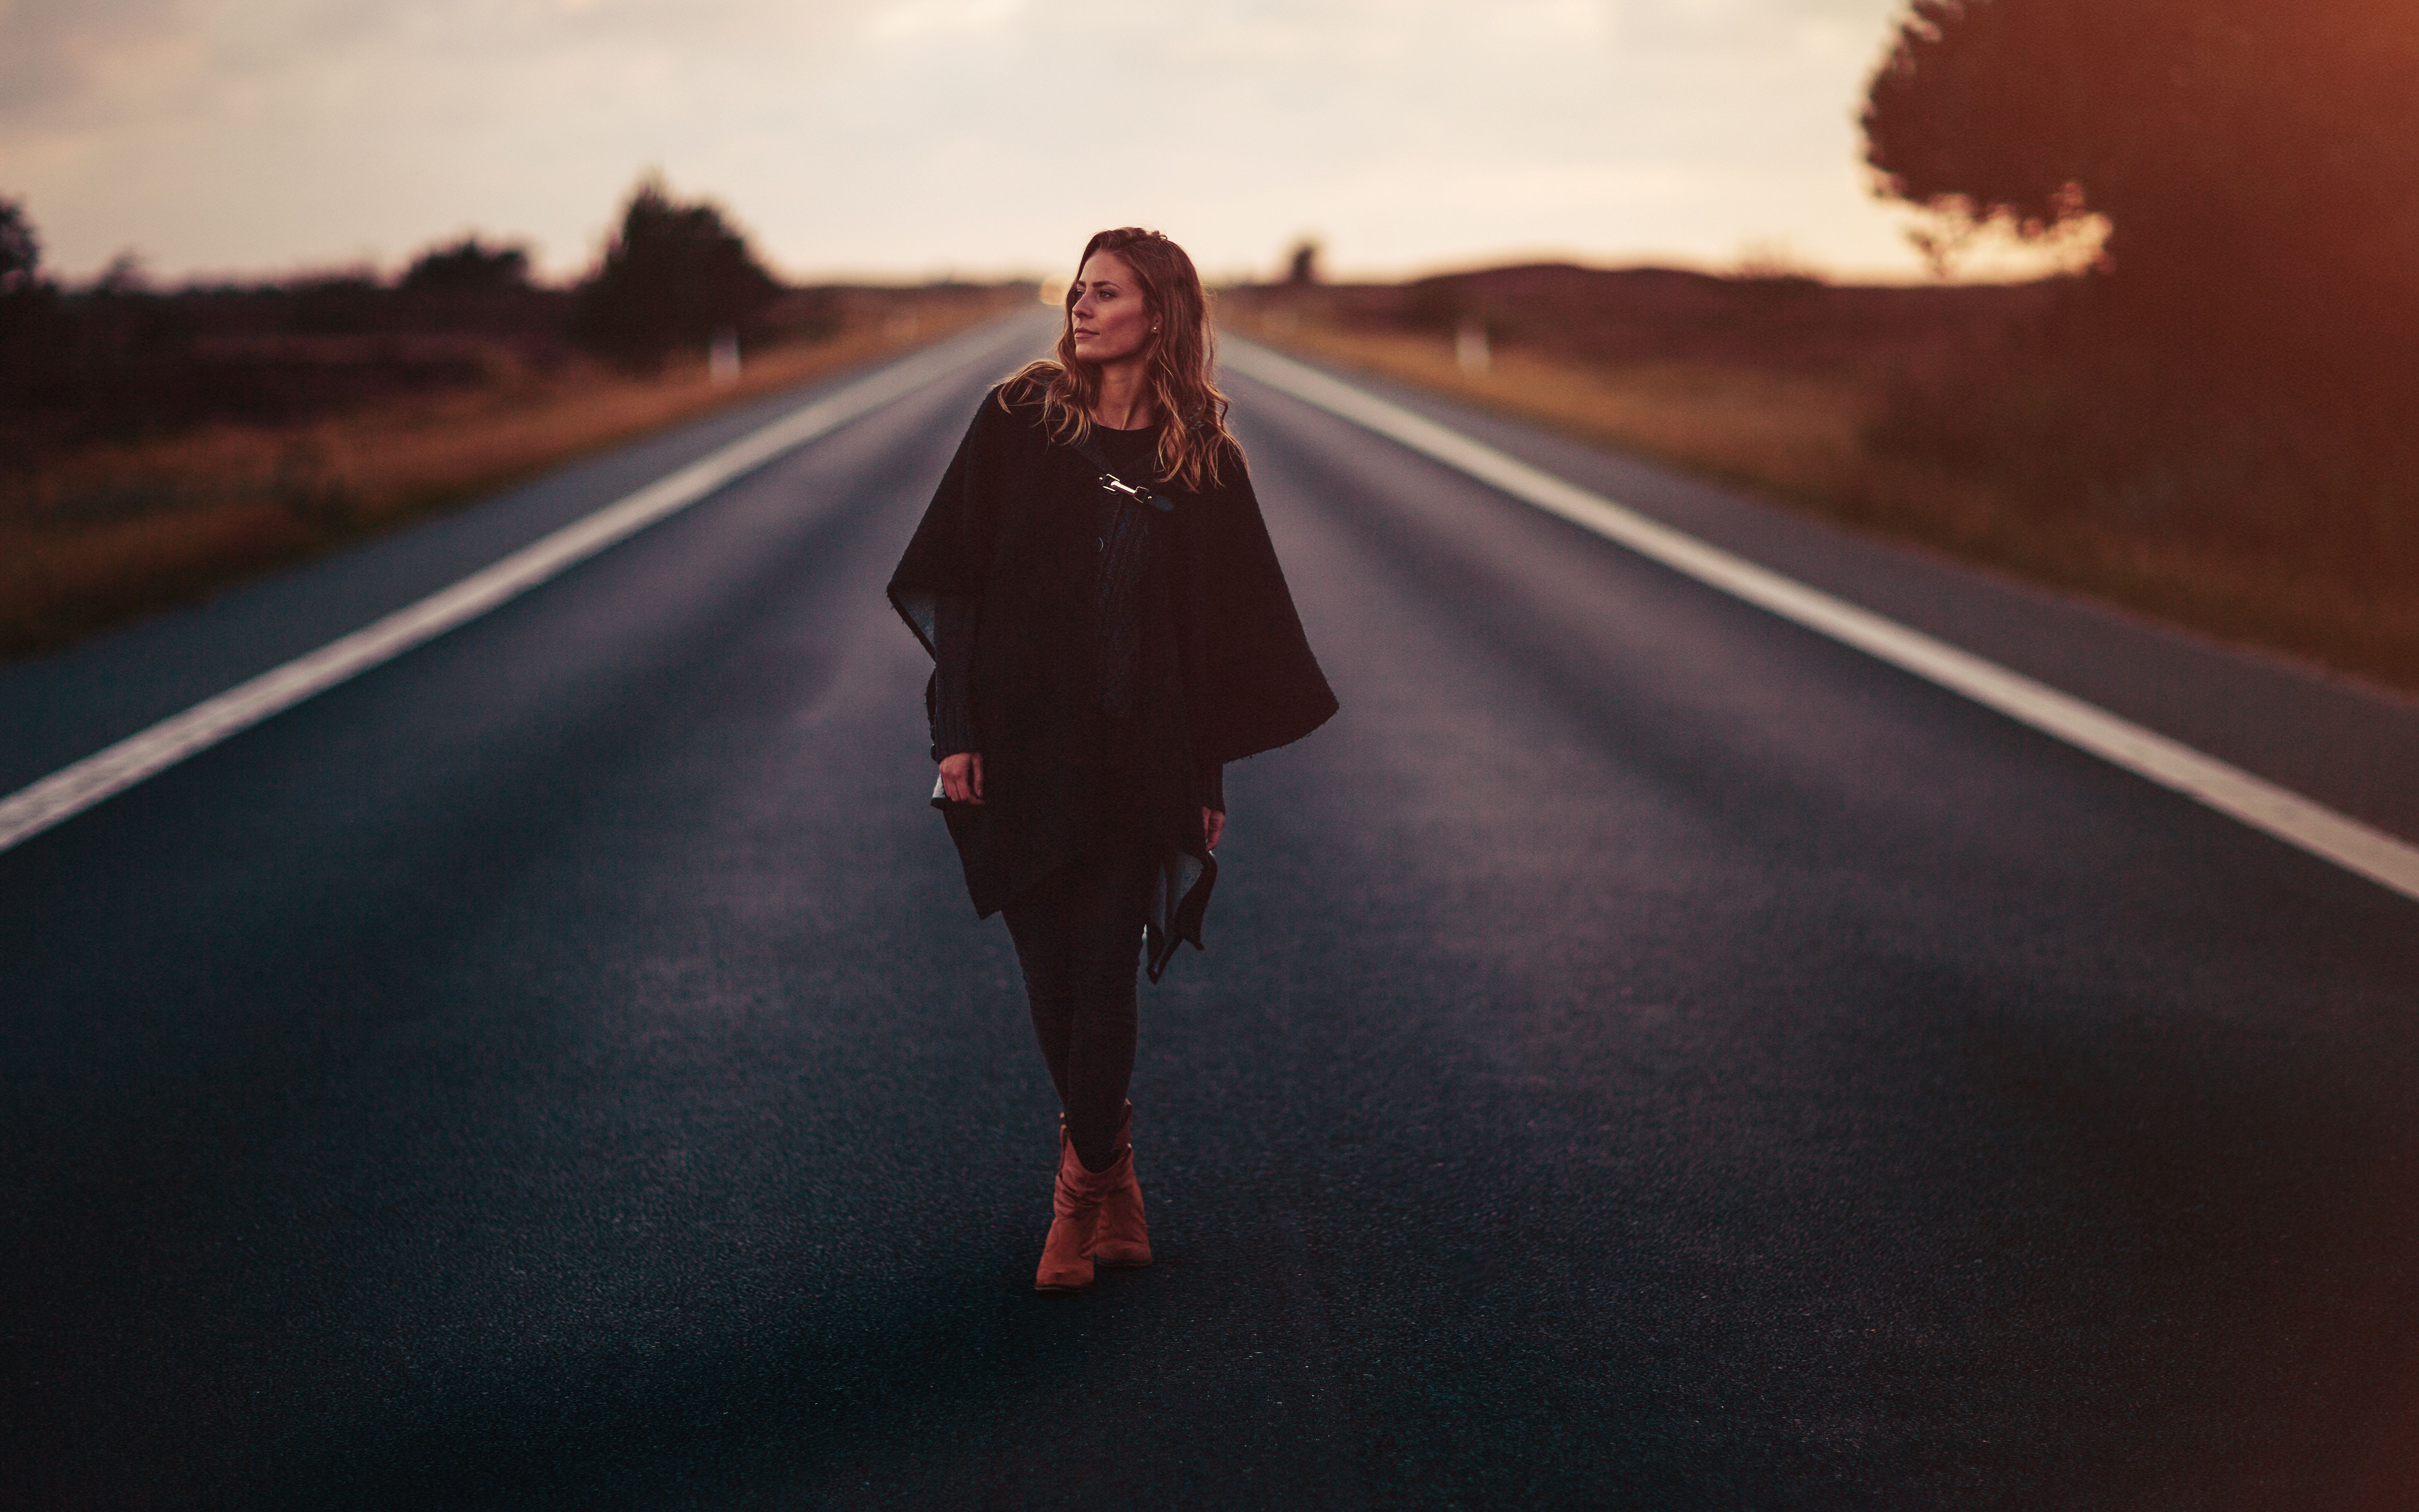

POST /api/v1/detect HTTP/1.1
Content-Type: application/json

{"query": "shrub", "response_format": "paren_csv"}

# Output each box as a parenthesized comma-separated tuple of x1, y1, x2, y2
(402, 237, 532, 294)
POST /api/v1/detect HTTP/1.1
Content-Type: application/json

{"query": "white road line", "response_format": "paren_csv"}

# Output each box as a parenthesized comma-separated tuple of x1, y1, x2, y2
(1223, 339, 2419, 906)
(0, 319, 1025, 856)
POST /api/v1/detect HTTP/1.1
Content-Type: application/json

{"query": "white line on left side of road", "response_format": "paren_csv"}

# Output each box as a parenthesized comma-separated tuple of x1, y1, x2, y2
(0, 319, 1025, 857)
(1222, 338, 2419, 907)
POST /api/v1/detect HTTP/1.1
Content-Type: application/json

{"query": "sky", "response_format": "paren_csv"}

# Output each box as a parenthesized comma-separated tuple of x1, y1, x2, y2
(0, 0, 2052, 286)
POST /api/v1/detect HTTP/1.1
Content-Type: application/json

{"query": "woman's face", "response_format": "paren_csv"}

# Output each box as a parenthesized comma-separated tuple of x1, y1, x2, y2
(1068, 252, 1154, 366)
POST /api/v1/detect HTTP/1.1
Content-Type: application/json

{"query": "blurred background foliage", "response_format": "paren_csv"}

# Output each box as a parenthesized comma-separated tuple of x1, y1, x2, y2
(572, 177, 787, 369)
(0, 177, 816, 457)
(1865, 0, 2419, 356)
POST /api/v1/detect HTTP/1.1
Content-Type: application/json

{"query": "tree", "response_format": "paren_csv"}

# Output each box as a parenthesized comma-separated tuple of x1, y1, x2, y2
(403, 236, 531, 293)
(573, 176, 782, 366)
(1862, 0, 2419, 350)
(0, 197, 41, 296)
(0, 197, 67, 414)
(1284, 238, 1321, 286)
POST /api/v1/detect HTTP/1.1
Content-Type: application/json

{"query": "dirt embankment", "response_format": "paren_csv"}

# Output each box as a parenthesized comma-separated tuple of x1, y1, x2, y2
(1223, 266, 2418, 694)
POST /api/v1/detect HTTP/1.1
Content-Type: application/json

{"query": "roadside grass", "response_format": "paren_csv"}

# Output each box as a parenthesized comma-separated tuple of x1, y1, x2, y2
(0, 289, 1024, 657)
(1222, 301, 2419, 696)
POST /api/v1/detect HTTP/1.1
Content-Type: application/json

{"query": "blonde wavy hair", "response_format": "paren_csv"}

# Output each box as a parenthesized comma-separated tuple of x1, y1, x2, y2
(1000, 227, 1237, 493)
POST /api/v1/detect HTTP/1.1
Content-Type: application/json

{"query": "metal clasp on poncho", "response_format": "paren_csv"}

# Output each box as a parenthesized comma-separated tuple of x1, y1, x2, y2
(1095, 473, 1175, 513)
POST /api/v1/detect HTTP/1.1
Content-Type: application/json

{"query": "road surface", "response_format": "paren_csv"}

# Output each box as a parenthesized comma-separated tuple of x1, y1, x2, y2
(5, 312, 2416, 1509)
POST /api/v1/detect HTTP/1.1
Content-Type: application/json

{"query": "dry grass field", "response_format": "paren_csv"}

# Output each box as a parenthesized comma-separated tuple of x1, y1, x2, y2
(1224, 269, 2419, 695)
(0, 287, 1023, 656)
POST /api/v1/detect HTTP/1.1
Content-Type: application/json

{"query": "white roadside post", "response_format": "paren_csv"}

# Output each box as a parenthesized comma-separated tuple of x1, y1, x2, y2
(1455, 317, 1491, 375)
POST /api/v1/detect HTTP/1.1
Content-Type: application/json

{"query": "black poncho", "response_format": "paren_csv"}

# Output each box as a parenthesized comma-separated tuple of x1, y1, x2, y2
(887, 383, 1338, 980)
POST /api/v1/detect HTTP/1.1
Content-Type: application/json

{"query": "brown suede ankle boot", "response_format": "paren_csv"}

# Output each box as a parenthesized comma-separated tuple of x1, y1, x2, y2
(1035, 1118, 1114, 1292)
(1091, 1102, 1152, 1269)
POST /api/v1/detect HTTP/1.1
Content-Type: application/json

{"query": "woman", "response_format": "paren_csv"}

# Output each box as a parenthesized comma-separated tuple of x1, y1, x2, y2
(888, 228, 1336, 1293)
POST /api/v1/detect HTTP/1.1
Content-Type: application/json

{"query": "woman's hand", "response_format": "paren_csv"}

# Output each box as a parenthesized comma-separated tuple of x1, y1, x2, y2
(941, 752, 984, 804)
(1203, 807, 1225, 851)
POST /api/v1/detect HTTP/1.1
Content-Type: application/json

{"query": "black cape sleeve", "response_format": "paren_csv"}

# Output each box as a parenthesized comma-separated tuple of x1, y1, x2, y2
(1176, 444, 1339, 768)
(888, 398, 1002, 765)
(888, 399, 994, 656)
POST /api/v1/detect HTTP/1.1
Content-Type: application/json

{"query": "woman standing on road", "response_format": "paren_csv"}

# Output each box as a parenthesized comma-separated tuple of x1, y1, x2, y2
(888, 228, 1335, 1292)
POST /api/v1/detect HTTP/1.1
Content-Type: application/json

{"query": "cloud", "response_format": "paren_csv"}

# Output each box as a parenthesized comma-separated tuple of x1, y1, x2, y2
(0, 0, 195, 126)
(862, 0, 1028, 44)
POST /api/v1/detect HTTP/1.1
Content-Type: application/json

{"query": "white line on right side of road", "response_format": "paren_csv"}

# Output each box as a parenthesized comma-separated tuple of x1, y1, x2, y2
(1223, 338, 2419, 907)
(0, 317, 1033, 858)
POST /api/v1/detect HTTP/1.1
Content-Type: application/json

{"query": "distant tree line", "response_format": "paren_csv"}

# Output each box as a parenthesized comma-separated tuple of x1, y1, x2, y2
(0, 176, 797, 459)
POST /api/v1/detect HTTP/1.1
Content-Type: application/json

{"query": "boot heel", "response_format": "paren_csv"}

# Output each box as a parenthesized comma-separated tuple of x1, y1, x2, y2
(1092, 1102, 1153, 1269)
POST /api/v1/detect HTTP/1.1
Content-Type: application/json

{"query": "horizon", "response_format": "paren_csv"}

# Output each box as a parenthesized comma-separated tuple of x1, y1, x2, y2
(2, 0, 2082, 291)
(26, 245, 2065, 297)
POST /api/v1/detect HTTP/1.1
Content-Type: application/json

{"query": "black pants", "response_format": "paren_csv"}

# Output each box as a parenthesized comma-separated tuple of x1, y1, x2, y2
(1002, 830, 1158, 1173)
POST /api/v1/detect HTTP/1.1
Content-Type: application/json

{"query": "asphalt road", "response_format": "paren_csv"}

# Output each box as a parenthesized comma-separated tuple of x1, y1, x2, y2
(6, 313, 2416, 1510)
